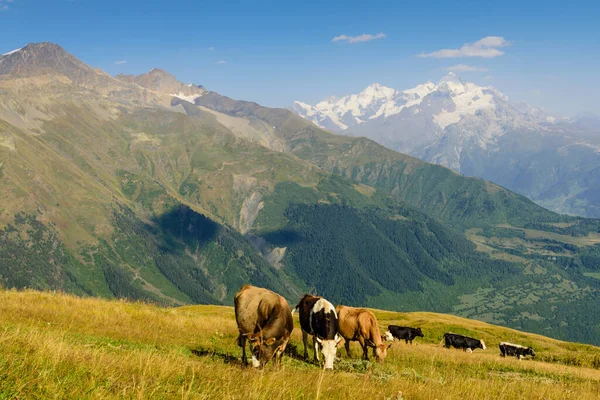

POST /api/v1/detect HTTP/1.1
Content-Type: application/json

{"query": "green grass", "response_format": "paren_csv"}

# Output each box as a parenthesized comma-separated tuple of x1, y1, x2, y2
(1, 289, 600, 399)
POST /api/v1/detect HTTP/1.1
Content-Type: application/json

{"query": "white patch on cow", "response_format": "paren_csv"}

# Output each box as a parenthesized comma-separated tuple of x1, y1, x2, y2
(320, 339, 337, 370)
(500, 342, 525, 349)
(312, 298, 336, 314)
(467, 348, 473, 353)
(251, 354, 260, 368)
(384, 330, 394, 342)
(480, 340, 486, 350)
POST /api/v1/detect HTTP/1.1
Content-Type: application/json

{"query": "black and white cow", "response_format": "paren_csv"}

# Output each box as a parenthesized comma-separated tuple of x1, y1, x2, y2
(499, 342, 535, 360)
(443, 332, 486, 353)
(387, 325, 424, 344)
(294, 294, 340, 369)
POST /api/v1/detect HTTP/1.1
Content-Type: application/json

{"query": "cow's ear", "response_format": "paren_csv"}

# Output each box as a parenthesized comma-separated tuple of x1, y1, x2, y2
(265, 337, 276, 346)
(387, 342, 393, 349)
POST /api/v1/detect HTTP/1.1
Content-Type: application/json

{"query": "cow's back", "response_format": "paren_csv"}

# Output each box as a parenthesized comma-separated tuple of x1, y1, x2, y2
(234, 285, 281, 335)
(357, 309, 381, 344)
(336, 305, 359, 340)
(337, 306, 380, 344)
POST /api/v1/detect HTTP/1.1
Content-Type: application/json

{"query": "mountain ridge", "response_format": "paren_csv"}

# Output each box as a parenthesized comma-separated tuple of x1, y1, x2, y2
(292, 75, 600, 217)
(2, 42, 600, 345)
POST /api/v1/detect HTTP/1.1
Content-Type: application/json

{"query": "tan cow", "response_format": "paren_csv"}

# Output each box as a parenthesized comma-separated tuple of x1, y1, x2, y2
(336, 305, 391, 363)
(234, 285, 294, 368)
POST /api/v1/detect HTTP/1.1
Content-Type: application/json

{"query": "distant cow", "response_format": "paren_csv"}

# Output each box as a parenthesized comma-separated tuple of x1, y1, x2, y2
(293, 294, 340, 369)
(234, 285, 294, 368)
(499, 342, 535, 360)
(388, 325, 424, 344)
(336, 305, 392, 363)
(443, 332, 486, 353)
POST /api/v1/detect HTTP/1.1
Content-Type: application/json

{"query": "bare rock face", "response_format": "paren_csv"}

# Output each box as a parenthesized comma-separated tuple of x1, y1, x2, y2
(0, 43, 117, 89)
(239, 192, 264, 234)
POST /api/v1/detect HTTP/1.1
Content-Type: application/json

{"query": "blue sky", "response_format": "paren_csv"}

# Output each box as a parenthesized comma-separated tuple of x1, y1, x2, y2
(1, 0, 599, 115)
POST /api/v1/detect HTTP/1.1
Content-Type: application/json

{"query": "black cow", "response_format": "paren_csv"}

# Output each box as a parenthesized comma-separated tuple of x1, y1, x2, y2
(443, 332, 486, 353)
(293, 294, 340, 369)
(499, 342, 535, 360)
(387, 325, 424, 344)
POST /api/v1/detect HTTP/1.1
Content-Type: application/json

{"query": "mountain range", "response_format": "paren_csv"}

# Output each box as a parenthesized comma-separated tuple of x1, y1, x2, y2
(292, 74, 600, 218)
(2, 43, 600, 345)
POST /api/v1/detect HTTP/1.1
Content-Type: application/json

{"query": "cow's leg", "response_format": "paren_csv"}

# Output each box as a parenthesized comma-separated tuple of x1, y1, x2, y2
(467, 348, 473, 354)
(344, 339, 352, 358)
(405, 339, 409, 344)
(518, 355, 522, 361)
(358, 337, 368, 360)
(313, 336, 320, 363)
(239, 335, 248, 365)
(302, 330, 309, 360)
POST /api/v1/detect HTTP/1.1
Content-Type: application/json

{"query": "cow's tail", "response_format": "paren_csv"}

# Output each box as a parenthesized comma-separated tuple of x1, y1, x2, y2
(439, 333, 447, 346)
(291, 297, 305, 316)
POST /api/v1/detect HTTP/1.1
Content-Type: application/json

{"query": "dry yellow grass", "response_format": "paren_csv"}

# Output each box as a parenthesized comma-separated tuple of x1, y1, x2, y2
(1, 289, 599, 399)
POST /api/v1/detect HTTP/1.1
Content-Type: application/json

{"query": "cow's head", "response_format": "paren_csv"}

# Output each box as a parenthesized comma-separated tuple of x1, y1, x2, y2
(248, 333, 289, 368)
(375, 341, 393, 363)
(382, 330, 394, 343)
(416, 328, 424, 337)
(316, 334, 341, 370)
(479, 340, 486, 350)
(527, 347, 535, 357)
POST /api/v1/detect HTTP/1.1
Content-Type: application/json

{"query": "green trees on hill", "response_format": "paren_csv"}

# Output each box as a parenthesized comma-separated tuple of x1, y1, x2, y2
(261, 203, 518, 306)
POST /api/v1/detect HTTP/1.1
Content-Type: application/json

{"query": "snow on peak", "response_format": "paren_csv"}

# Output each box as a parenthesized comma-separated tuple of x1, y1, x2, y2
(292, 74, 553, 132)
(172, 93, 202, 103)
(1, 47, 23, 57)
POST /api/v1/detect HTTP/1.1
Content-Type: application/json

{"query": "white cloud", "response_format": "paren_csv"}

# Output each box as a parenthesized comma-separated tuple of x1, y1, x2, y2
(418, 36, 510, 58)
(114, 60, 127, 65)
(332, 32, 386, 44)
(216, 60, 226, 64)
(209, 47, 215, 51)
(445, 64, 488, 72)
(0, 0, 14, 10)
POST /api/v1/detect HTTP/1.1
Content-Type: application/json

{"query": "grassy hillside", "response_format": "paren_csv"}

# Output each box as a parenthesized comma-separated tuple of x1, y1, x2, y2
(1, 289, 600, 399)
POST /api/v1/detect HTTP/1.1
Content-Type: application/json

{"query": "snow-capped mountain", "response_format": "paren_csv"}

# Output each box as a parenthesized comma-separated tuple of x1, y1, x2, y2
(292, 74, 600, 218)
(292, 73, 556, 170)
(292, 73, 526, 131)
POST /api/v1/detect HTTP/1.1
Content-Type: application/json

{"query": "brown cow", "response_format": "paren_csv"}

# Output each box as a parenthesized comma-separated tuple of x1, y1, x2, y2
(336, 305, 391, 363)
(234, 285, 294, 368)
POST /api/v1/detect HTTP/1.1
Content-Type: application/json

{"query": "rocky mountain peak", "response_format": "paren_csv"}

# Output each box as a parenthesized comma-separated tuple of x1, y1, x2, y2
(115, 68, 206, 100)
(0, 42, 93, 80)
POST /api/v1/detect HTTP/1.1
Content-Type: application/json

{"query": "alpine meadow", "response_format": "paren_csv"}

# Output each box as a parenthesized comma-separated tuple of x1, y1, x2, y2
(1, 2, 600, 397)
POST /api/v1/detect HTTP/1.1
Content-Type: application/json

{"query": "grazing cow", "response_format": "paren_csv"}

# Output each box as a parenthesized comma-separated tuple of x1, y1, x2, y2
(336, 305, 392, 363)
(443, 332, 486, 353)
(499, 342, 535, 360)
(234, 285, 294, 368)
(388, 325, 424, 344)
(293, 294, 341, 369)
